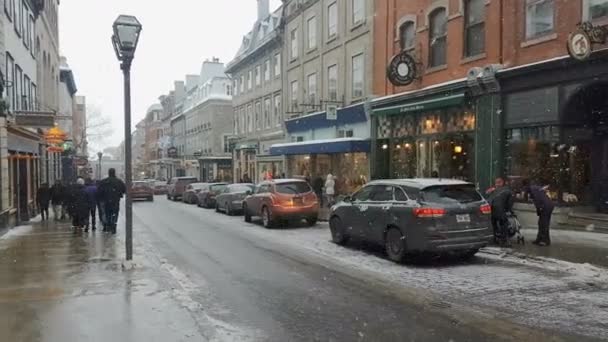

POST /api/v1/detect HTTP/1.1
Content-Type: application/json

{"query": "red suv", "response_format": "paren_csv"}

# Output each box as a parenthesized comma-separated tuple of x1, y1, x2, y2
(243, 179, 319, 228)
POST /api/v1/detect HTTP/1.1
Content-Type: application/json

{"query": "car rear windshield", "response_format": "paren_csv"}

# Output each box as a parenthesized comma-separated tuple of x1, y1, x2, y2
(420, 184, 482, 204)
(275, 182, 311, 194)
(210, 184, 227, 192)
(133, 182, 150, 188)
(191, 183, 207, 190)
(229, 185, 253, 193)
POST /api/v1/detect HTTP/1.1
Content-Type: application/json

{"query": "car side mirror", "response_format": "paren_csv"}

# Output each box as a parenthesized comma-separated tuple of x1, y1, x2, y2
(343, 195, 352, 202)
(246, 190, 252, 196)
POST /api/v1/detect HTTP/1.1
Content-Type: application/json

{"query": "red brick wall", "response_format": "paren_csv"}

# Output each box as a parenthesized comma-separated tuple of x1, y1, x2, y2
(373, 0, 586, 97)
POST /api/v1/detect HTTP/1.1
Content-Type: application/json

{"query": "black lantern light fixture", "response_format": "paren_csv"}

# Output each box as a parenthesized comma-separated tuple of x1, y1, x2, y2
(112, 15, 142, 66)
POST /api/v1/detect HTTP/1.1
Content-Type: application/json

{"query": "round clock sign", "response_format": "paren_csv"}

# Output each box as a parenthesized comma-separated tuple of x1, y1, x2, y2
(567, 29, 592, 61)
(387, 52, 417, 86)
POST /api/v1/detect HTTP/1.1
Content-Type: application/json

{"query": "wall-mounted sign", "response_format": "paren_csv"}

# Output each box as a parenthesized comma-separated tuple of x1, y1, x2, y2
(326, 104, 338, 120)
(386, 52, 418, 86)
(567, 29, 592, 61)
(15, 112, 56, 127)
(167, 147, 178, 158)
(567, 21, 607, 61)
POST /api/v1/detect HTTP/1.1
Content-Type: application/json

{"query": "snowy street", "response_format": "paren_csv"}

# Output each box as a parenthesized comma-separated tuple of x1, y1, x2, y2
(127, 197, 608, 341)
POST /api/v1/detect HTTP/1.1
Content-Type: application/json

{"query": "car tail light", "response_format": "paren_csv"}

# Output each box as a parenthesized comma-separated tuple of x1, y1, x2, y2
(271, 194, 293, 207)
(480, 204, 492, 215)
(413, 207, 446, 218)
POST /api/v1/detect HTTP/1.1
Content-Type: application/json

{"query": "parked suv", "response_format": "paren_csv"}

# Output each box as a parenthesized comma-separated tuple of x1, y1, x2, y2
(329, 179, 493, 263)
(196, 183, 228, 208)
(243, 179, 319, 228)
(132, 181, 154, 201)
(167, 176, 198, 201)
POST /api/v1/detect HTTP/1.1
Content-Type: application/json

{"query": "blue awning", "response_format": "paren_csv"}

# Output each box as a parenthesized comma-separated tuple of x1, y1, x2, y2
(285, 104, 367, 133)
(270, 138, 370, 156)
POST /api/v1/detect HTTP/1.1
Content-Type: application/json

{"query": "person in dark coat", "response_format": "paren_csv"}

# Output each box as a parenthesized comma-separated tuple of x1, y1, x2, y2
(84, 179, 98, 231)
(98, 168, 126, 234)
(95, 180, 106, 230)
(37, 183, 52, 221)
(312, 176, 324, 207)
(65, 178, 91, 232)
(487, 177, 514, 246)
(523, 179, 554, 246)
(50, 180, 66, 220)
(242, 173, 252, 184)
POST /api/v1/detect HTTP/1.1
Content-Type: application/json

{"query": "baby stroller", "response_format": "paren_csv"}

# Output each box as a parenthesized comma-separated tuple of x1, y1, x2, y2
(506, 213, 525, 245)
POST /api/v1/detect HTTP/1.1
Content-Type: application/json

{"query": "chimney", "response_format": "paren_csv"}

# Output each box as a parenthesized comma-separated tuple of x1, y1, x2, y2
(257, 0, 269, 21)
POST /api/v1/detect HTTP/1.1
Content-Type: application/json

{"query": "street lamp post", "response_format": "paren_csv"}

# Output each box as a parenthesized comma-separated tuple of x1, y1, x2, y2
(97, 151, 103, 179)
(112, 15, 142, 261)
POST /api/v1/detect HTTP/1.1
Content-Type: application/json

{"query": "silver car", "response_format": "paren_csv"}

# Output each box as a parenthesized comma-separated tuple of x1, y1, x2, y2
(215, 183, 255, 215)
(328, 179, 493, 263)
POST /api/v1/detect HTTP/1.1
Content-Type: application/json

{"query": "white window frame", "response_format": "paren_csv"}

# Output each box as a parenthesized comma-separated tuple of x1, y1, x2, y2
(525, 0, 554, 40)
(274, 94, 282, 127)
(351, 54, 364, 100)
(247, 70, 253, 90)
(291, 28, 299, 60)
(264, 59, 271, 82)
(307, 73, 317, 105)
(583, 0, 608, 23)
(255, 65, 261, 86)
(328, 2, 338, 39)
(290, 80, 299, 112)
(328, 64, 338, 101)
(307, 16, 317, 50)
(274, 53, 281, 77)
(264, 97, 272, 128)
(352, 0, 365, 26)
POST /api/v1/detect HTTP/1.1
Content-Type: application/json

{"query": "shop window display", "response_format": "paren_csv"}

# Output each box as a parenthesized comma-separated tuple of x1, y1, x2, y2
(505, 126, 592, 205)
(287, 153, 369, 194)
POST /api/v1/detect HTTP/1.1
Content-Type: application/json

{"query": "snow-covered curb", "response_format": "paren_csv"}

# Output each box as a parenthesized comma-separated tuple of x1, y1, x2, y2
(480, 247, 608, 285)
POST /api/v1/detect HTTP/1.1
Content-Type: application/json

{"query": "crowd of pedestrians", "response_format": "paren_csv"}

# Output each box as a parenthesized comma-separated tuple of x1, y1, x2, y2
(36, 168, 126, 234)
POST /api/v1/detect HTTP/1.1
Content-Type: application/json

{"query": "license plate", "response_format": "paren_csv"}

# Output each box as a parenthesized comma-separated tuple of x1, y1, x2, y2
(456, 214, 470, 223)
(293, 197, 303, 205)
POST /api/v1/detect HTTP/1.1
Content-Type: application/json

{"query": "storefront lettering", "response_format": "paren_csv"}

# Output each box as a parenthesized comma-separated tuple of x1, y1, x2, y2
(400, 105, 424, 113)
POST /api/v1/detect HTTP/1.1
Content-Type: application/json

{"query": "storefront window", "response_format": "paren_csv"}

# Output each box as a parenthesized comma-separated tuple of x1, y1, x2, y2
(375, 106, 475, 182)
(505, 125, 592, 205)
(287, 153, 369, 194)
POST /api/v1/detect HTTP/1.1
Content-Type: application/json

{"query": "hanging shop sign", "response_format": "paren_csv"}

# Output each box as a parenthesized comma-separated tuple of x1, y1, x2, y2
(567, 22, 606, 61)
(386, 52, 418, 86)
(14, 112, 56, 128)
(167, 147, 178, 158)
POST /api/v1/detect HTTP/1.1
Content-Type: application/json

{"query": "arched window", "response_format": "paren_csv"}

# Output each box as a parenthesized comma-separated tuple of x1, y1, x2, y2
(399, 21, 416, 51)
(428, 8, 447, 67)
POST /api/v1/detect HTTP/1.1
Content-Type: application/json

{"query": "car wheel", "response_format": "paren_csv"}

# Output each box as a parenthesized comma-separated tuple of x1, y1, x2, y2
(329, 216, 349, 245)
(149, 197, 154, 202)
(243, 204, 252, 223)
(166, 194, 170, 200)
(215, 203, 221, 213)
(262, 206, 274, 228)
(306, 217, 317, 227)
(385, 227, 407, 263)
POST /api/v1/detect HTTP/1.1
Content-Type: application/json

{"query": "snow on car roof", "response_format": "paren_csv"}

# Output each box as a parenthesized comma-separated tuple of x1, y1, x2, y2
(369, 178, 471, 188)
(267, 178, 307, 184)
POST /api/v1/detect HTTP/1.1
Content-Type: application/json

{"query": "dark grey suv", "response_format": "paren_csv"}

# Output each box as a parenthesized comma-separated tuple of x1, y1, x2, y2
(328, 179, 493, 263)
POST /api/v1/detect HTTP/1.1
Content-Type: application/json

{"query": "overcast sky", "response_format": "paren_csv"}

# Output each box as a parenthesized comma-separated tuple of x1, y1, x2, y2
(59, 0, 281, 153)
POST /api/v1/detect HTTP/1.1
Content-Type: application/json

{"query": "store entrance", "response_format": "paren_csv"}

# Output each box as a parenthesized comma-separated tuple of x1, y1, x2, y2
(564, 82, 608, 213)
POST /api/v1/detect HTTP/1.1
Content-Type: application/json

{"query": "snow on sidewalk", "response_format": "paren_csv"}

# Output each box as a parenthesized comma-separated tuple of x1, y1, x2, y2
(0, 225, 33, 241)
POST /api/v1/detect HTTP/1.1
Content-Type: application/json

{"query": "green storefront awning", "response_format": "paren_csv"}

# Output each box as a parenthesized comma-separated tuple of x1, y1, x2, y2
(372, 93, 465, 116)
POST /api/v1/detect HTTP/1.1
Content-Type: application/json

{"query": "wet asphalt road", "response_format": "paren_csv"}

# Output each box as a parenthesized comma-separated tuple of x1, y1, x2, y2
(132, 197, 558, 342)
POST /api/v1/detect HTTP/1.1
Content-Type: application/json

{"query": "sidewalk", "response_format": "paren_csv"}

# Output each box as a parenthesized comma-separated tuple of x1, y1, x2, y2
(485, 228, 608, 268)
(0, 217, 207, 342)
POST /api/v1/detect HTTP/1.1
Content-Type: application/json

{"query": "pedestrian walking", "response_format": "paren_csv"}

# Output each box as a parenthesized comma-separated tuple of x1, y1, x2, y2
(96, 180, 106, 230)
(487, 177, 514, 246)
(98, 168, 126, 234)
(50, 180, 66, 221)
(65, 178, 91, 232)
(312, 176, 324, 207)
(522, 179, 554, 246)
(324, 174, 336, 207)
(36, 183, 51, 221)
(84, 179, 98, 231)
